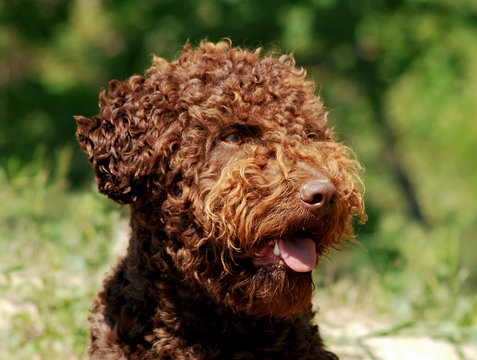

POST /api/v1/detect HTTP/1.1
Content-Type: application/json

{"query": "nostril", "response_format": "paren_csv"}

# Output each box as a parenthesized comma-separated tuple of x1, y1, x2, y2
(311, 193, 323, 206)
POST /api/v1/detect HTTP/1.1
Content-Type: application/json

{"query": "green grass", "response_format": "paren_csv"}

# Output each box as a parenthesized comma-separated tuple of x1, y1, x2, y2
(317, 215, 477, 343)
(1, 150, 476, 358)
(0, 149, 123, 359)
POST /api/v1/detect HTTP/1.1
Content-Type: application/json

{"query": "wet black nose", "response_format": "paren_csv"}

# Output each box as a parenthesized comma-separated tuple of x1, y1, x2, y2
(299, 179, 337, 212)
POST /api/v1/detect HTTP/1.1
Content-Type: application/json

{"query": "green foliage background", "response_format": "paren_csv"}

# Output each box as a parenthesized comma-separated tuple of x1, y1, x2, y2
(1, 0, 476, 358)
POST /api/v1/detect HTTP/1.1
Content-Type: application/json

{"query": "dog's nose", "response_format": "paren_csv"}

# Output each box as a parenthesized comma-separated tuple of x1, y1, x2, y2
(299, 179, 337, 212)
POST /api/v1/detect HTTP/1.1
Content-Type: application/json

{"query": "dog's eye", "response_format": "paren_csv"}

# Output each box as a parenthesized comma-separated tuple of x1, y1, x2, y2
(307, 132, 320, 141)
(223, 133, 242, 145)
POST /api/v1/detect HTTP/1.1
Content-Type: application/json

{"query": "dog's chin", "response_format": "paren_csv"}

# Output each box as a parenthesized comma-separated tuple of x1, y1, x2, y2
(223, 264, 314, 318)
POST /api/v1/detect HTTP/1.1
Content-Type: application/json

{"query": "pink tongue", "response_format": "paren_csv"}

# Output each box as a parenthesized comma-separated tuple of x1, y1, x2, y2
(278, 237, 316, 272)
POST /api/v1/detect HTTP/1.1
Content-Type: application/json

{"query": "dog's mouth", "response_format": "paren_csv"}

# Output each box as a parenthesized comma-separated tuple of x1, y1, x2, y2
(252, 230, 319, 272)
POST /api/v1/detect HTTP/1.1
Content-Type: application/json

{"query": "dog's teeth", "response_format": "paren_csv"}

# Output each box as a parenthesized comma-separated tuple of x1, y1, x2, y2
(273, 242, 281, 257)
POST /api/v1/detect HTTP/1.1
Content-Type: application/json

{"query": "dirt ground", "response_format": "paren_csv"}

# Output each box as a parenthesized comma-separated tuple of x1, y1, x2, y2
(316, 300, 477, 360)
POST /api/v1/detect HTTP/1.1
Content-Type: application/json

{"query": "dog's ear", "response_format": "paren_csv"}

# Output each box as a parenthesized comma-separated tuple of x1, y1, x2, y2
(75, 76, 177, 204)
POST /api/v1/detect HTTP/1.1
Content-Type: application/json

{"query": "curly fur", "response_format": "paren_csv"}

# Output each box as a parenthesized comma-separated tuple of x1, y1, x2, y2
(76, 40, 365, 359)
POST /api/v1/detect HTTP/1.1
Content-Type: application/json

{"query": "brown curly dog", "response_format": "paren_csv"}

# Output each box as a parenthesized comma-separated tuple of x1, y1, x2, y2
(76, 40, 365, 360)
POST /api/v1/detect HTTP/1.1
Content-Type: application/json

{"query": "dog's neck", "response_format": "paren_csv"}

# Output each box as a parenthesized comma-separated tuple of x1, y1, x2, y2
(102, 215, 315, 352)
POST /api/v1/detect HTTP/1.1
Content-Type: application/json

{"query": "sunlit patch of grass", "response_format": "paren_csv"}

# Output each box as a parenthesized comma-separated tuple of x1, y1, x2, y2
(0, 148, 126, 359)
(316, 213, 477, 343)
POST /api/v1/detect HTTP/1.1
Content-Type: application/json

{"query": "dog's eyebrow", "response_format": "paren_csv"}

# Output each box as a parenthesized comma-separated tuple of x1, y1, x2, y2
(243, 125, 261, 137)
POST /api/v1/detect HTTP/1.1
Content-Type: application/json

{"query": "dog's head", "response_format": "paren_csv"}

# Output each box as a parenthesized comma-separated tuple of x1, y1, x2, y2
(76, 41, 365, 318)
